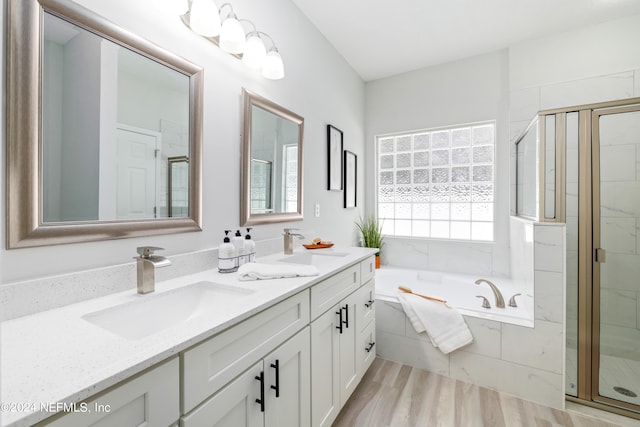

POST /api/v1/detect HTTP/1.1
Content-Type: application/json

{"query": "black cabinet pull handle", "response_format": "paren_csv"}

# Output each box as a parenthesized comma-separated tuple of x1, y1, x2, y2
(336, 308, 343, 334)
(365, 342, 376, 353)
(364, 299, 375, 308)
(255, 371, 265, 412)
(343, 304, 349, 328)
(270, 360, 280, 398)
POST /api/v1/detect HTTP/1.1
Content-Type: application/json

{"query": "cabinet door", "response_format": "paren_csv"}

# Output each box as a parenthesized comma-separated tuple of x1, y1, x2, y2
(338, 294, 358, 407)
(43, 358, 179, 427)
(310, 306, 340, 427)
(264, 327, 310, 427)
(181, 361, 263, 427)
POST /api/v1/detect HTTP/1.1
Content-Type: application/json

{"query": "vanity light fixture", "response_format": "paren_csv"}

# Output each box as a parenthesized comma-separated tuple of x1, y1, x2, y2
(182, 1, 285, 79)
(188, 0, 220, 37)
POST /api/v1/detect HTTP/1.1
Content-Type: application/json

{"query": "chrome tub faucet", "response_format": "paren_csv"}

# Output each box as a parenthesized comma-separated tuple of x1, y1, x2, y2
(135, 246, 171, 294)
(475, 278, 505, 308)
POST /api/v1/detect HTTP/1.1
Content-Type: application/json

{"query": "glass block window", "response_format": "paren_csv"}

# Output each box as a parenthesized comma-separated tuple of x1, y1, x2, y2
(377, 122, 495, 241)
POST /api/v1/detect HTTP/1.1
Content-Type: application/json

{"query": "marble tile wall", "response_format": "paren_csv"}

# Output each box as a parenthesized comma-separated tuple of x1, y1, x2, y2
(509, 67, 640, 365)
(376, 222, 566, 409)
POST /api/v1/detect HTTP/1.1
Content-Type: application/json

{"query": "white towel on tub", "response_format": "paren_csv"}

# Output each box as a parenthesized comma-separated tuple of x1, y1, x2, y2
(397, 293, 473, 354)
(237, 262, 319, 281)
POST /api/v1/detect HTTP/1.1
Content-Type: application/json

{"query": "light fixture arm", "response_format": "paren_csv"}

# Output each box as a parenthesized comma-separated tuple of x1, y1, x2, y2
(257, 31, 278, 52)
(218, 3, 237, 20)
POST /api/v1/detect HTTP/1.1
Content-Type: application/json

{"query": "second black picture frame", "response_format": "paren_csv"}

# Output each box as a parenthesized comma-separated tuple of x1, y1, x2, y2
(344, 150, 357, 208)
(327, 124, 343, 191)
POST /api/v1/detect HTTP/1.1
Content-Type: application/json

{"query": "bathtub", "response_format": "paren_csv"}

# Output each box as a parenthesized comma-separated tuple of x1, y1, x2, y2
(375, 267, 534, 327)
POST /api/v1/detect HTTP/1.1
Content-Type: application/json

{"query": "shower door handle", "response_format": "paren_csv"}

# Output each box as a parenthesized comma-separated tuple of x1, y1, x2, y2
(595, 248, 606, 263)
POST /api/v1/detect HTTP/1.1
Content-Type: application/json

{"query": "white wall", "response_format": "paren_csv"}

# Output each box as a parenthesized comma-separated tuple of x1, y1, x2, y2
(510, 14, 640, 92)
(365, 50, 511, 277)
(0, 0, 366, 284)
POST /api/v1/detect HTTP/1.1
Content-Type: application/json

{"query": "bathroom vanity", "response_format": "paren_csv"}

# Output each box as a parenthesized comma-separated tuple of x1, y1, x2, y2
(0, 247, 376, 427)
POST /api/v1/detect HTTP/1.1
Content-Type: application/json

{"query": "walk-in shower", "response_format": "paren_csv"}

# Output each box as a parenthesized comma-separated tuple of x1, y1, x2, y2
(514, 97, 640, 419)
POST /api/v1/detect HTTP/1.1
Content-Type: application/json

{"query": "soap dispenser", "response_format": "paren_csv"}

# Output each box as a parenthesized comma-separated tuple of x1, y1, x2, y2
(243, 228, 256, 263)
(232, 230, 246, 266)
(218, 230, 236, 273)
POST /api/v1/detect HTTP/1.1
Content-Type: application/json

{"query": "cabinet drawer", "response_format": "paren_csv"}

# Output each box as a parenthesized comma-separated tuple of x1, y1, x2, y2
(353, 280, 375, 333)
(360, 256, 376, 285)
(182, 290, 310, 413)
(42, 358, 179, 427)
(356, 319, 376, 378)
(311, 264, 360, 320)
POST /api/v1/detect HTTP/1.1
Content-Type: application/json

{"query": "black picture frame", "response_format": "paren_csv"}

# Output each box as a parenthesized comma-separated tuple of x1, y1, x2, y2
(327, 124, 343, 191)
(343, 150, 357, 208)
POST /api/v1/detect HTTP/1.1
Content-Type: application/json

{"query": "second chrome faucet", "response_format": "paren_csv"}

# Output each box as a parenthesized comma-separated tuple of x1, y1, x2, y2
(475, 278, 505, 308)
(283, 228, 304, 254)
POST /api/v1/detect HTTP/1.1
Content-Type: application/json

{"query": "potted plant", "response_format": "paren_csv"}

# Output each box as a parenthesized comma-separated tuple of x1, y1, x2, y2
(355, 216, 385, 268)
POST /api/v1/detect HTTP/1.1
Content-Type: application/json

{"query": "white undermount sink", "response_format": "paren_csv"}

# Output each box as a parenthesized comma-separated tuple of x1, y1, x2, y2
(82, 281, 255, 340)
(277, 250, 349, 265)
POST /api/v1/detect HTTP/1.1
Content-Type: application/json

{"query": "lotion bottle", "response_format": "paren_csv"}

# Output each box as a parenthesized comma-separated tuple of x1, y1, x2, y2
(218, 230, 236, 272)
(243, 227, 256, 263)
(232, 230, 245, 266)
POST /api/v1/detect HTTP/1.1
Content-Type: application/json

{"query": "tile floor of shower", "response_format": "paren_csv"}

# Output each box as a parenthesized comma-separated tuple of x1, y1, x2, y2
(566, 347, 640, 407)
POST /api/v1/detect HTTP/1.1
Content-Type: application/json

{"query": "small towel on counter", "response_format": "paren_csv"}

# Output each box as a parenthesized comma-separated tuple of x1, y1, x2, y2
(397, 292, 473, 354)
(237, 262, 319, 281)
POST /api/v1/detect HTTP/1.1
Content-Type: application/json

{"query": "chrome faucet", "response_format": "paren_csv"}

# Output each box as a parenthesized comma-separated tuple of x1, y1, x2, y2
(135, 246, 171, 294)
(283, 228, 304, 254)
(474, 279, 505, 308)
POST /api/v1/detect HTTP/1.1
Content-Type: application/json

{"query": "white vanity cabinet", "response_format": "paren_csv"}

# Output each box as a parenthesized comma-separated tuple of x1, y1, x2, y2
(181, 290, 310, 427)
(310, 256, 376, 427)
(22, 251, 377, 427)
(40, 358, 179, 427)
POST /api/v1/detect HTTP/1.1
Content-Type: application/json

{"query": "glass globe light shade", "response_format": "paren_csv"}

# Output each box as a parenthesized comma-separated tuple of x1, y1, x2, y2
(219, 17, 246, 54)
(242, 34, 267, 69)
(171, 0, 189, 15)
(262, 50, 284, 80)
(189, 0, 221, 37)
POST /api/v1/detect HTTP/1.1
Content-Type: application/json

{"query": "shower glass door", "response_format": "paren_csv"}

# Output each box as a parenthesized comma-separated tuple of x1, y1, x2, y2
(593, 106, 640, 411)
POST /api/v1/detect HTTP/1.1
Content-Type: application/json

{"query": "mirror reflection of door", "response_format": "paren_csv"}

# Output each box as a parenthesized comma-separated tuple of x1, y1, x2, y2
(251, 159, 273, 213)
(168, 156, 189, 218)
(116, 126, 160, 219)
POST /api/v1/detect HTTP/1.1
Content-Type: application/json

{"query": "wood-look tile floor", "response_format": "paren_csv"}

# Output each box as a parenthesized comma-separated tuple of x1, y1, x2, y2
(333, 358, 640, 427)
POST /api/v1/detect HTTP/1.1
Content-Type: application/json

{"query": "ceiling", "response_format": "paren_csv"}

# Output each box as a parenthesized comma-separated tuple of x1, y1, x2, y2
(291, 0, 640, 82)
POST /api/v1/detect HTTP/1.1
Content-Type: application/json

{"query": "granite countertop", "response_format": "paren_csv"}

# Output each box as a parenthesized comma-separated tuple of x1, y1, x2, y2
(0, 246, 376, 427)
